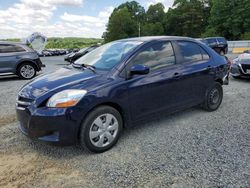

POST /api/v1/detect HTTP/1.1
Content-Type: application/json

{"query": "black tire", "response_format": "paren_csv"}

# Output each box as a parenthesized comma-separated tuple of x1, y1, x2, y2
(202, 82, 223, 112)
(79, 106, 123, 153)
(17, 63, 37, 79)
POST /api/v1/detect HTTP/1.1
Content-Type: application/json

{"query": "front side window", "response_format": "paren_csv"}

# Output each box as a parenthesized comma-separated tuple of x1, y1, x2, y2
(129, 41, 176, 71)
(75, 41, 142, 70)
(177, 41, 203, 63)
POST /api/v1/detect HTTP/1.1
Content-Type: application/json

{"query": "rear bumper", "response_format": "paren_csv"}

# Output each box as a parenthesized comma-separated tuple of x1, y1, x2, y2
(16, 106, 83, 146)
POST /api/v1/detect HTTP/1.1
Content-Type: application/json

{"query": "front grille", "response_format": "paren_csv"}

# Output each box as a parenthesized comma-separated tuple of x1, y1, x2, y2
(16, 95, 34, 110)
(241, 64, 250, 73)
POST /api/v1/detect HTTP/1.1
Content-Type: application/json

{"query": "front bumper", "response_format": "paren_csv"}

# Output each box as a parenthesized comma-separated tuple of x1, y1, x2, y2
(16, 106, 84, 146)
(230, 64, 250, 78)
(35, 58, 46, 71)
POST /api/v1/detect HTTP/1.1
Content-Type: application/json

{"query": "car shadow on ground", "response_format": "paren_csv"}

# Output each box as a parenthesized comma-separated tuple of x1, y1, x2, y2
(26, 106, 202, 158)
(0, 75, 20, 81)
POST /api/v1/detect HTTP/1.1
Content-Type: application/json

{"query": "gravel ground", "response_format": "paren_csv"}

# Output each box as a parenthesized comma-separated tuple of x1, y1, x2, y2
(0, 55, 249, 187)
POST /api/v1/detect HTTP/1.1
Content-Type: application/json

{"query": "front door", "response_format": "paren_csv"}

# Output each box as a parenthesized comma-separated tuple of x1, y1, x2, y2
(125, 41, 186, 121)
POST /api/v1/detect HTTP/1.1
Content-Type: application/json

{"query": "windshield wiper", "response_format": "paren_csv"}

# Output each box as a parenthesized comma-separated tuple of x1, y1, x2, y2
(81, 64, 96, 73)
(72, 63, 96, 73)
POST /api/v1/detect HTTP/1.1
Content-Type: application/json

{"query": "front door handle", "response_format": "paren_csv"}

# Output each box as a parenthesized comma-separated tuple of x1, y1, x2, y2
(206, 65, 212, 70)
(173, 72, 181, 79)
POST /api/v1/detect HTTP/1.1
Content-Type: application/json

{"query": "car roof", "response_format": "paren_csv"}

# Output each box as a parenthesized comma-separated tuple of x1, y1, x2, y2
(205, 37, 225, 39)
(116, 36, 195, 43)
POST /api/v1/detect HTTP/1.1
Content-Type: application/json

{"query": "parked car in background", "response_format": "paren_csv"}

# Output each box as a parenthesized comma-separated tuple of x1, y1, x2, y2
(64, 45, 100, 63)
(199, 37, 228, 55)
(0, 41, 45, 79)
(231, 51, 250, 78)
(16, 36, 229, 153)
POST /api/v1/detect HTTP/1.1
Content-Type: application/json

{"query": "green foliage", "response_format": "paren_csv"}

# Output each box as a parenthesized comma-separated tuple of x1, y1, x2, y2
(201, 28, 218, 38)
(2, 38, 103, 49)
(45, 37, 103, 49)
(164, 0, 208, 37)
(104, 7, 138, 42)
(142, 22, 164, 36)
(241, 32, 250, 40)
(140, 3, 165, 37)
(104, 0, 250, 41)
(146, 3, 165, 23)
(104, 1, 146, 42)
(207, 0, 250, 40)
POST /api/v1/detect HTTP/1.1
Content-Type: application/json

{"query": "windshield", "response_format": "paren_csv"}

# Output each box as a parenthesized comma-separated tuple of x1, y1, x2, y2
(74, 41, 142, 70)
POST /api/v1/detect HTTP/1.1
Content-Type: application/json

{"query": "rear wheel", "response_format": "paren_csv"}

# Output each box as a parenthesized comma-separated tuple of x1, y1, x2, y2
(202, 83, 223, 111)
(79, 106, 123, 153)
(17, 63, 36, 79)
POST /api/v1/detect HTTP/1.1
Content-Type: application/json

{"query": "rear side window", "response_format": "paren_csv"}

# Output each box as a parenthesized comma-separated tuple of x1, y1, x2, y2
(14, 45, 26, 52)
(0, 44, 25, 53)
(177, 41, 203, 62)
(130, 41, 176, 71)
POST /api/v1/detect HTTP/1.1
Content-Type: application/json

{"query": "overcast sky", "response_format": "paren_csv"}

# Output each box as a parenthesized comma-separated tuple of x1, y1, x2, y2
(0, 0, 174, 39)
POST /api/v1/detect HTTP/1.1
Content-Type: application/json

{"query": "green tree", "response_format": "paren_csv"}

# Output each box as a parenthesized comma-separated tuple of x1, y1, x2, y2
(205, 0, 250, 40)
(141, 3, 165, 36)
(142, 22, 164, 36)
(146, 3, 165, 23)
(104, 1, 145, 42)
(104, 7, 137, 42)
(164, 0, 208, 37)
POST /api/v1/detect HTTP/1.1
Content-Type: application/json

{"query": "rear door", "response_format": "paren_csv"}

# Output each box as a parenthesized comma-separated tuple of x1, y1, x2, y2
(174, 40, 214, 104)
(124, 40, 186, 121)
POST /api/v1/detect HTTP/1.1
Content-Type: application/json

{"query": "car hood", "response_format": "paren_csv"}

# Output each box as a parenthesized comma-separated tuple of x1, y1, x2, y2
(19, 67, 101, 99)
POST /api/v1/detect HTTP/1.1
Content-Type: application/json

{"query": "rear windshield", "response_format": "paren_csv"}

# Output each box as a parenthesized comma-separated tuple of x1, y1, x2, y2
(217, 38, 227, 43)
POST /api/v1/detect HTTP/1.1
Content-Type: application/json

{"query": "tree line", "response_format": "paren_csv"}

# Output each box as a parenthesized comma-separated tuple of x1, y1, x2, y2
(103, 0, 250, 42)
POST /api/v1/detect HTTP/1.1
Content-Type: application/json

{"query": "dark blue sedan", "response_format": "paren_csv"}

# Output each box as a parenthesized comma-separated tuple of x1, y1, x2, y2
(16, 36, 229, 153)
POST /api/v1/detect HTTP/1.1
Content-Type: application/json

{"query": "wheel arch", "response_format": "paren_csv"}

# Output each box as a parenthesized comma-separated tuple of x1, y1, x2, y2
(77, 101, 128, 141)
(215, 78, 223, 85)
(16, 60, 39, 74)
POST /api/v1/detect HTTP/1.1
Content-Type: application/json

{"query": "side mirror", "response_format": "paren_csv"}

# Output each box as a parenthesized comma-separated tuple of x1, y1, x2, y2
(130, 64, 149, 75)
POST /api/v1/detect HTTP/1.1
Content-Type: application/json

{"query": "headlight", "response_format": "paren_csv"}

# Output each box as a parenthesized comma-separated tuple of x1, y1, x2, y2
(47, 89, 87, 108)
(233, 58, 239, 64)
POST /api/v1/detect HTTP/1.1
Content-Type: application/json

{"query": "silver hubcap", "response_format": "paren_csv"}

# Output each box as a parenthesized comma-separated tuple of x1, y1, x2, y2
(20, 65, 35, 78)
(89, 113, 119, 148)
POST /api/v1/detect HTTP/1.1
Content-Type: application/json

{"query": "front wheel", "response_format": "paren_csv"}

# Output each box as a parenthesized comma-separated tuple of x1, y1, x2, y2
(17, 63, 37, 79)
(79, 106, 123, 153)
(202, 83, 223, 112)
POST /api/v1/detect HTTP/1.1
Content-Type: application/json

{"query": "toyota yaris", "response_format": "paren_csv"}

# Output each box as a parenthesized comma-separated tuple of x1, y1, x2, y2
(16, 36, 229, 153)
